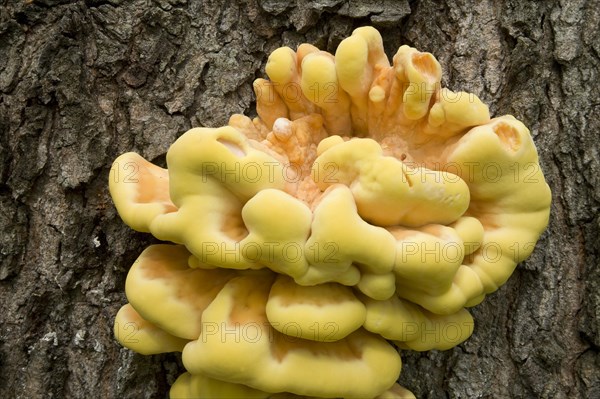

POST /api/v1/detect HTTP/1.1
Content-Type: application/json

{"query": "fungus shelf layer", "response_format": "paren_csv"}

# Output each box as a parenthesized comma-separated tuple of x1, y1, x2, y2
(109, 27, 551, 399)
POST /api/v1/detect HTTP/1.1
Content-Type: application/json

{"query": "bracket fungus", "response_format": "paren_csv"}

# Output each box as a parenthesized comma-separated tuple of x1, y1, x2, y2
(109, 27, 551, 398)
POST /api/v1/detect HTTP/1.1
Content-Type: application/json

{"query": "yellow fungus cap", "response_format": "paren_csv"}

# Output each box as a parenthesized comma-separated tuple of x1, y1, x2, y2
(109, 152, 176, 232)
(182, 273, 402, 398)
(170, 372, 270, 399)
(114, 304, 188, 355)
(125, 245, 234, 340)
(266, 275, 366, 341)
(375, 384, 417, 399)
(312, 137, 471, 227)
(363, 295, 474, 351)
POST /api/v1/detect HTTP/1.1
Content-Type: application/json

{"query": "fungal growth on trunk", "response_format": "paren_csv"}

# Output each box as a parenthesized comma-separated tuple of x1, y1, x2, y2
(109, 27, 551, 398)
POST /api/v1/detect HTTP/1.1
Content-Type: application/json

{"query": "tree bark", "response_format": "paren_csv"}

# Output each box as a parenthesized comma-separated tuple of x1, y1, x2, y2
(0, 0, 598, 398)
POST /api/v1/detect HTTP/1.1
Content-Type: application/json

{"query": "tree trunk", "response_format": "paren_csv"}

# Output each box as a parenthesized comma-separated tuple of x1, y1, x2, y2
(0, 0, 598, 398)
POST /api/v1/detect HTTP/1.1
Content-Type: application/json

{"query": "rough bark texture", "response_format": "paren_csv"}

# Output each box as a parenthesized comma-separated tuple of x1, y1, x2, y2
(0, 0, 598, 398)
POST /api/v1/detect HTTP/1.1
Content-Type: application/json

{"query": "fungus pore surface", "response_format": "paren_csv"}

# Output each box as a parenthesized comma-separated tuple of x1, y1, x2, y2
(109, 27, 551, 398)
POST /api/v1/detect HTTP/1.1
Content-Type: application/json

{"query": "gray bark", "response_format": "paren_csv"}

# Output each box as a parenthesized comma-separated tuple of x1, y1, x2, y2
(0, 0, 598, 398)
